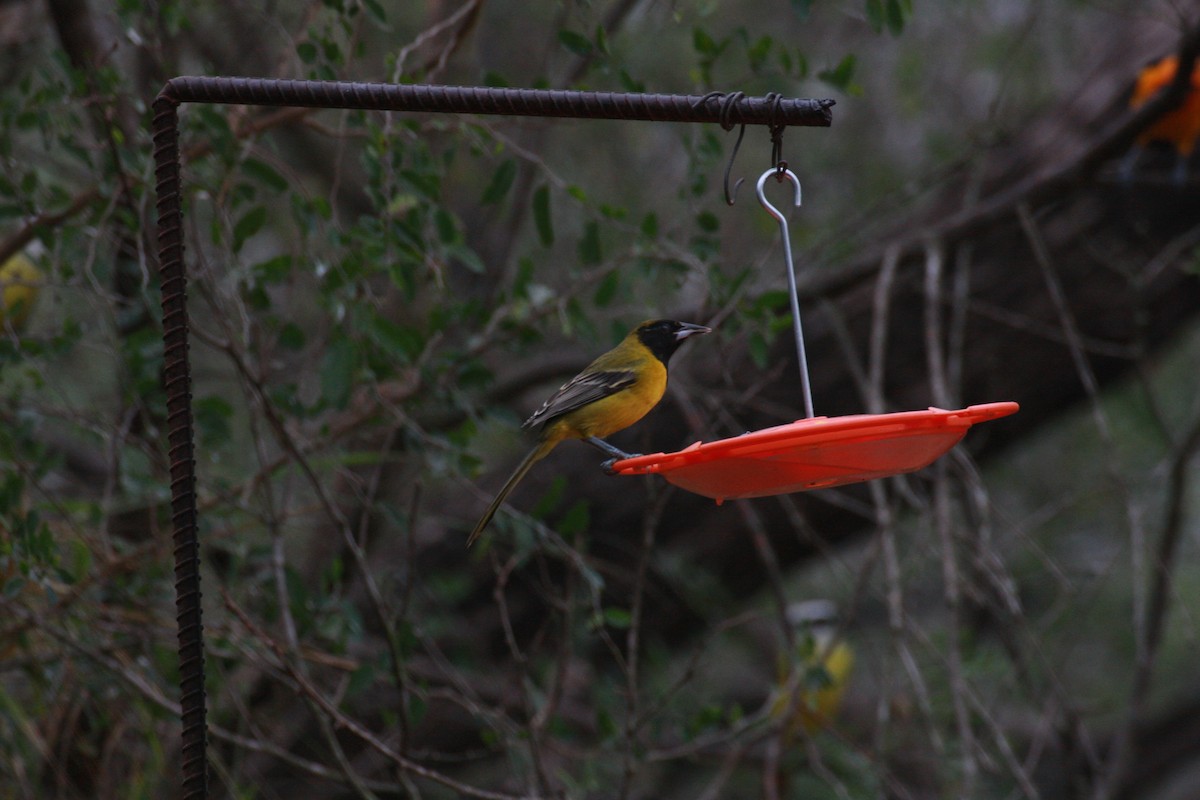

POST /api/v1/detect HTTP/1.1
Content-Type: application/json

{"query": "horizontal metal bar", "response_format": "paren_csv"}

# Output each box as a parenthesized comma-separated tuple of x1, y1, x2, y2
(159, 77, 834, 127)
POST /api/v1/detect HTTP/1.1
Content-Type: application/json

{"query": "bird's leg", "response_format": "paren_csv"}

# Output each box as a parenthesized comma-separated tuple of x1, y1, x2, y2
(585, 436, 640, 474)
(585, 436, 637, 459)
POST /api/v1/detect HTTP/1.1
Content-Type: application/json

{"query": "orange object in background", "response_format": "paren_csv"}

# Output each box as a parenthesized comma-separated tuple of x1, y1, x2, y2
(1131, 55, 1200, 159)
(611, 402, 1019, 503)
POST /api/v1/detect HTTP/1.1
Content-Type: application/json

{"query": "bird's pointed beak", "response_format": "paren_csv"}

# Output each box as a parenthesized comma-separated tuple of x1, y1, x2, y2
(674, 322, 712, 341)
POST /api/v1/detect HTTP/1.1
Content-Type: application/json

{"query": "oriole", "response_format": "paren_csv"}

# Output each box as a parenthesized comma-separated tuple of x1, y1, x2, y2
(769, 599, 854, 736)
(1122, 54, 1200, 183)
(0, 252, 41, 334)
(467, 319, 711, 546)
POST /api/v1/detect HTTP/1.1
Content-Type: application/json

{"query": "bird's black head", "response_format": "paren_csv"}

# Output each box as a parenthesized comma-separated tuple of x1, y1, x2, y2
(633, 319, 711, 364)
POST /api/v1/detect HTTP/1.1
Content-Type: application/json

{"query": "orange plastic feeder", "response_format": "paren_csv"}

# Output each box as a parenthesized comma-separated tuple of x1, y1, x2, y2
(611, 402, 1019, 503)
(609, 168, 1018, 502)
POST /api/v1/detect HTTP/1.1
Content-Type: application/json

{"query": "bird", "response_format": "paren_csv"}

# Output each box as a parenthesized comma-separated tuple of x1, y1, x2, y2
(1119, 54, 1200, 184)
(769, 599, 854, 736)
(467, 318, 711, 546)
(0, 252, 41, 334)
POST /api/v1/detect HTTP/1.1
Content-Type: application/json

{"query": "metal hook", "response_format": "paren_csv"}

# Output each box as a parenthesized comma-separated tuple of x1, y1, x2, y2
(723, 124, 746, 205)
(756, 167, 814, 419)
(766, 91, 787, 172)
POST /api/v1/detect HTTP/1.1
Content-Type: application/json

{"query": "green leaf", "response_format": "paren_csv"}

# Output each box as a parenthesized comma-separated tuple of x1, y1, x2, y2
(594, 24, 610, 56)
(514, 256, 535, 297)
(434, 208, 458, 244)
(594, 270, 619, 307)
(253, 253, 293, 283)
(696, 211, 719, 233)
(557, 29, 593, 57)
(603, 606, 632, 629)
(365, 314, 423, 360)
(242, 157, 288, 191)
(279, 322, 306, 350)
(790, 48, 809, 79)
(481, 159, 517, 205)
(865, 0, 884, 30)
(596, 707, 617, 739)
(320, 336, 357, 409)
(641, 212, 658, 238)
(408, 695, 427, 726)
(233, 206, 267, 252)
(686, 704, 725, 739)
(484, 71, 510, 88)
(321, 38, 343, 64)
(885, 0, 910, 35)
(693, 27, 718, 55)
(448, 243, 486, 274)
(245, 284, 270, 311)
(362, 0, 386, 23)
(818, 53, 858, 92)
(533, 185, 554, 246)
(297, 41, 318, 64)
(865, 0, 909, 34)
(747, 35, 772, 71)
(195, 395, 234, 446)
(618, 70, 646, 93)
(558, 500, 589, 537)
(69, 538, 91, 584)
(309, 195, 333, 220)
(578, 221, 602, 266)
(752, 289, 790, 314)
(749, 331, 769, 369)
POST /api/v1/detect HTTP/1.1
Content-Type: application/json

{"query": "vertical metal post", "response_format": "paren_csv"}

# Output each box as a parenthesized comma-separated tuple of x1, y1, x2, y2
(152, 93, 208, 799)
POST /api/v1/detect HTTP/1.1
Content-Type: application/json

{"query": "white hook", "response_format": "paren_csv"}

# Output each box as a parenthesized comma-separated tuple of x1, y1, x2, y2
(756, 168, 814, 419)
(755, 168, 802, 218)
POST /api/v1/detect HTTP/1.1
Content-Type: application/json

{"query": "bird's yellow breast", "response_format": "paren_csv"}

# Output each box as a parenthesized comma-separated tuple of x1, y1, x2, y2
(771, 639, 854, 735)
(546, 356, 666, 442)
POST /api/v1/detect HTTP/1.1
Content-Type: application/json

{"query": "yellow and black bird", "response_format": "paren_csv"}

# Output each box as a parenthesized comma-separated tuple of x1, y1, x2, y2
(770, 599, 854, 737)
(467, 319, 711, 546)
(0, 252, 41, 334)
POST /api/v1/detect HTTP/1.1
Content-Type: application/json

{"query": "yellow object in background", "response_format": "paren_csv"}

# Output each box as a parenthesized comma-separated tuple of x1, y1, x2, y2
(770, 599, 854, 736)
(0, 252, 41, 333)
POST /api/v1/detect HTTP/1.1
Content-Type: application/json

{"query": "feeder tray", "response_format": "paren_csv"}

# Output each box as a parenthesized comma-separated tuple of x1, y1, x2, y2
(611, 402, 1019, 503)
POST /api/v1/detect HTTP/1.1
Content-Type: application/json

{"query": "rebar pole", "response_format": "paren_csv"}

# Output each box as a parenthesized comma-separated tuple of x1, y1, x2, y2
(151, 78, 833, 799)
(159, 77, 834, 126)
(152, 94, 207, 799)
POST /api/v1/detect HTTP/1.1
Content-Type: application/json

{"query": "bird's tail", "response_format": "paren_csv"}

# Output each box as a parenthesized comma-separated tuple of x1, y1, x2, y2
(467, 439, 556, 547)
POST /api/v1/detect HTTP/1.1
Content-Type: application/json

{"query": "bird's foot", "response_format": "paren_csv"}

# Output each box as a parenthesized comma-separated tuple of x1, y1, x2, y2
(600, 453, 642, 474)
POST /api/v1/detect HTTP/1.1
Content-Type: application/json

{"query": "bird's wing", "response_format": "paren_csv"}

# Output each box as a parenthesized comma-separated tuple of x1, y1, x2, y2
(522, 369, 636, 430)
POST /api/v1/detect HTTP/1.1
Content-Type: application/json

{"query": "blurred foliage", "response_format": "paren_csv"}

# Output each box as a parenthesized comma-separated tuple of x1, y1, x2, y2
(1, 0, 1198, 798)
